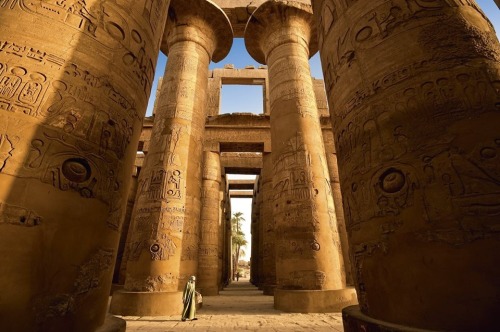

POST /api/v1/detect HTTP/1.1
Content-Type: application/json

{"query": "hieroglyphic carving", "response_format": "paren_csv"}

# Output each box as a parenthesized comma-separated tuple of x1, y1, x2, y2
(5, 0, 159, 96)
(279, 270, 327, 290)
(0, 201, 42, 226)
(0, 134, 14, 171)
(74, 248, 114, 295)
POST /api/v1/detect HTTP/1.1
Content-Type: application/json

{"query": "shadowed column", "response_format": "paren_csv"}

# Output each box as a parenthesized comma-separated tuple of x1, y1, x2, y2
(198, 151, 222, 296)
(110, 0, 232, 316)
(260, 152, 277, 295)
(245, 0, 357, 313)
(312, 0, 500, 330)
(0, 1, 169, 331)
(322, 129, 353, 286)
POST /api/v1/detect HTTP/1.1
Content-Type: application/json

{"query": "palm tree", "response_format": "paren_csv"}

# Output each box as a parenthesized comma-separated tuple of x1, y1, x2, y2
(231, 212, 247, 280)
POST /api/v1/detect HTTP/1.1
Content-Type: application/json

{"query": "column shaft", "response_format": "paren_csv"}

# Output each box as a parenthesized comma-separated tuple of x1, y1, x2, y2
(198, 151, 222, 296)
(245, 1, 357, 313)
(0, 1, 169, 330)
(110, 0, 232, 316)
(260, 153, 277, 295)
(322, 129, 353, 285)
(313, 0, 500, 330)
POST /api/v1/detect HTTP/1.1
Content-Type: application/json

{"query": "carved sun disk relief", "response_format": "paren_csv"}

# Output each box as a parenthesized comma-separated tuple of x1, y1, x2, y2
(61, 158, 91, 183)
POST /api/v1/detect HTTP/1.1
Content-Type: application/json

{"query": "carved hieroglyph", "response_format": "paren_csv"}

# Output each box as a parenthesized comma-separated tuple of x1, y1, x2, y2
(312, 0, 500, 330)
(197, 151, 222, 296)
(259, 152, 277, 294)
(322, 129, 353, 286)
(245, 1, 347, 295)
(110, 0, 232, 316)
(0, 0, 169, 330)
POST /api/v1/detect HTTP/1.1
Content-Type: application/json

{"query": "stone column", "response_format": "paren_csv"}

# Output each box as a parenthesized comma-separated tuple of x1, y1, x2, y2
(113, 166, 140, 285)
(224, 194, 232, 286)
(250, 211, 260, 285)
(218, 174, 226, 290)
(312, 0, 500, 330)
(322, 129, 353, 286)
(245, 1, 357, 313)
(110, 0, 232, 316)
(260, 153, 277, 295)
(0, 1, 169, 331)
(197, 151, 222, 296)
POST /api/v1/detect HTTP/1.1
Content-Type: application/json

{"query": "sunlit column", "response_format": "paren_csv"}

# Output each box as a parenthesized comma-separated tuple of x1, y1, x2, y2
(197, 151, 222, 296)
(110, 0, 232, 316)
(245, 1, 357, 312)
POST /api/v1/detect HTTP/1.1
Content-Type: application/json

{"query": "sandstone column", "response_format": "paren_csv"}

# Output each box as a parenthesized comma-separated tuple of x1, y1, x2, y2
(224, 193, 232, 286)
(110, 0, 232, 316)
(245, 1, 357, 313)
(312, 0, 500, 330)
(218, 174, 226, 290)
(197, 151, 222, 296)
(260, 153, 277, 295)
(322, 129, 353, 285)
(0, 1, 169, 331)
(250, 211, 260, 285)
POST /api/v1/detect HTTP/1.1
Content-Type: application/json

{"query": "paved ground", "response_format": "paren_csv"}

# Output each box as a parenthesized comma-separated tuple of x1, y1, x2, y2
(120, 279, 345, 331)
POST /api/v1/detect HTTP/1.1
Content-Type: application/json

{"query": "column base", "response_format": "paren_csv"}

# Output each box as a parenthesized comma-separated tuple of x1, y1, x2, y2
(262, 284, 276, 296)
(109, 290, 183, 316)
(274, 287, 358, 313)
(95, 315, 126, 332)
(343, 305, 438, 331)
(199, 286, 219, 296)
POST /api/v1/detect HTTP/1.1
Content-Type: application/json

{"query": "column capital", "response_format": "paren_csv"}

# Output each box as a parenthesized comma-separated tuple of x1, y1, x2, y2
(245, 0, 318, 64)
(161, 0, 233, 62)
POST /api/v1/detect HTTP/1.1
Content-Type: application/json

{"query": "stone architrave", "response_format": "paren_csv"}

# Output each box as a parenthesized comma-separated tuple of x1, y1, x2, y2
(260, 153, 277, 295)
(198, 151, 222, 296)
(110, 0, 232, 316)
(245, 1, 357, 313)
(0, 1, 169, 331)
(312, 0, 500, 330)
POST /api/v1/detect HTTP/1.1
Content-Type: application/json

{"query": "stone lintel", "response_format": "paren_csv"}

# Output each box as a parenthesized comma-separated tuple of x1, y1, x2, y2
(210, 67, 268, 83)
(110, 291, 183, 316)
(161, 0, 233, 62)
(228, 180, 256, 190)
(342, 306, 437, 332)
(205, 114, 271, 153)
(229, 190, 254, 198)
(274, 288, 358, 313)
(222, 151, 261, 174)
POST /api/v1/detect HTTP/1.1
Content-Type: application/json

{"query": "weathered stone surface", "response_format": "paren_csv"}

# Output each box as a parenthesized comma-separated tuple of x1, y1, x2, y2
(312, 0, 500, 330)
(260, 153, 277, 295)
(110, 0, 232, 316)
(245, 0, 353, 312)
(322, 128, 353, 286)
(0, 0, 169, 330)
(197, 151, 222, 296)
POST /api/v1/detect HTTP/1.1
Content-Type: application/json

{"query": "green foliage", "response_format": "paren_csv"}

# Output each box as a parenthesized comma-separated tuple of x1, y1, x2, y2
(231, 212, 247, 280)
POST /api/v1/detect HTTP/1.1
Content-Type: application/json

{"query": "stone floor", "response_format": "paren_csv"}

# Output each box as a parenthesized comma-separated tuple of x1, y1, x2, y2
(118, 278, 345, 331)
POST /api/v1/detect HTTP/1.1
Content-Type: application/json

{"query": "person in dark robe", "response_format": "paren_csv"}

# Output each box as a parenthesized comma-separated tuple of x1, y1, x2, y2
(181, 275, 197, 321)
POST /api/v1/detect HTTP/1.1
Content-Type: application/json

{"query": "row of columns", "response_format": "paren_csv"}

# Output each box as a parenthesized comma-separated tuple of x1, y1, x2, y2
(0, 0, 498, 330)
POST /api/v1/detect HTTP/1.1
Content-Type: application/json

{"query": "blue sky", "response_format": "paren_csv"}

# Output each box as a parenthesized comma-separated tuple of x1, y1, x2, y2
(147, 2, 500, 260)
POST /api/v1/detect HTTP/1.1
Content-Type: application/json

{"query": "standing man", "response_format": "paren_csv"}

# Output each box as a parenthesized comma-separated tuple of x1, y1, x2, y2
(181, 276, 197, 321)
